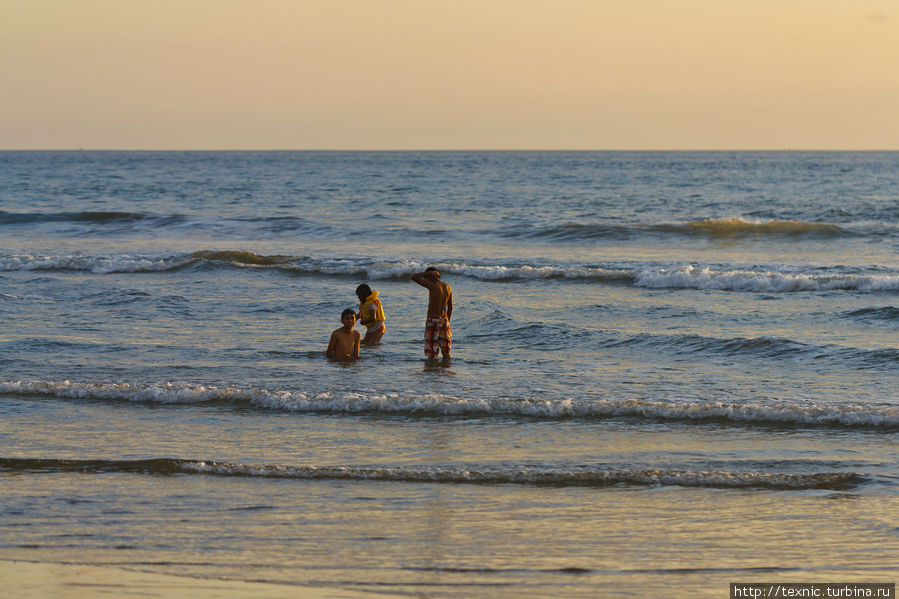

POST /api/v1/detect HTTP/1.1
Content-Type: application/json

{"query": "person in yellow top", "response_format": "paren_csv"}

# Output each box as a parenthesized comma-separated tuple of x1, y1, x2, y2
(355, 284, 387, 345)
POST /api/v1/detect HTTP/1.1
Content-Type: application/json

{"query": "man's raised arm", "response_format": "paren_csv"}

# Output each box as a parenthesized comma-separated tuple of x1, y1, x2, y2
(412, 269, 438, 288)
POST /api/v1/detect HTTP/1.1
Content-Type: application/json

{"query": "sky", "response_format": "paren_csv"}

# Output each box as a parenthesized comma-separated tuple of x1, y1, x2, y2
(2, 0, 898, 150)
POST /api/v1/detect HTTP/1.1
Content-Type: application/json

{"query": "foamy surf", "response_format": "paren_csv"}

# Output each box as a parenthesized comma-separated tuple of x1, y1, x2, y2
(0, 253, 189, 274)
(634, 265, 899, 292)
(3, 380, 897, 429)
(0, 457, 864, 490)
(3, 251, 898, 293)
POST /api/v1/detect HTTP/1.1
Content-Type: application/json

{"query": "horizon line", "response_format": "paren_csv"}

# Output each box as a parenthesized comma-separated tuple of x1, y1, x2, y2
(3, 148, 899, 153)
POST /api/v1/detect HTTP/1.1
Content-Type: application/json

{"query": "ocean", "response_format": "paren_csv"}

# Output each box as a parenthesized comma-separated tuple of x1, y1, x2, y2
(1, 151, 897, 597)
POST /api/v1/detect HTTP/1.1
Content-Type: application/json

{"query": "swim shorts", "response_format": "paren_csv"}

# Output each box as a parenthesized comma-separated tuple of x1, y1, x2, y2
(424, 316, 451, 358)
(365, 321, 386, 333)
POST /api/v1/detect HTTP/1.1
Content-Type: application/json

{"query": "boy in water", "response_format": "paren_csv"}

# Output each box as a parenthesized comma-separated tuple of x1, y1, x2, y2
(411, 267, 453, 360)
(355, 284, 386, 345)
(326, 309, 361, 361)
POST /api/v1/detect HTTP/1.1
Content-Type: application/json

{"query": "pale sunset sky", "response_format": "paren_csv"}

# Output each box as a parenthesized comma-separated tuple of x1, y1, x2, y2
(2, 0, 897, 150)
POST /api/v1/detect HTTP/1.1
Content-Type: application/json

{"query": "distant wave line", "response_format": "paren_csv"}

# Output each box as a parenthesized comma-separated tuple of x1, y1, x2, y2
(2, 380, 897, 429)
(2, 211, 871, 243)
(599, 331, 899, 369)
(0, 457, 864, 490)
(0, 210, 154, 225)
(3, 252, 898, 293)
(682, 217, 844, 237)
(844, 306, 899, 321)
(633, 265, 899, 292)
(509, 217, 848, 241)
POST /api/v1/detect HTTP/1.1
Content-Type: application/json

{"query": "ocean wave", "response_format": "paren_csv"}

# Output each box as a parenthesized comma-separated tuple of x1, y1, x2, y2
(614, 332, 811, 359)
(3, 251, 898, 293)
(610, 331, 899, 368)
(0, 210, 154, 226)
(0, 252, 635, 282)
(844, 306, 899, 322)
(237, 258, 633, 283)
(0, 210, 337, 239)
(398, 263, 633, 282)
(680, 217, 845, 238)
(189, 250, 293, 267)
(0, 251, 291, 274)
(0, 253, 189, 274)
(506, 217, 847, 241)
(0, 457, 864, 490)
(635, 265, 899, 293)
(3, 380, 897, 429)
(505, 223, 641, 241)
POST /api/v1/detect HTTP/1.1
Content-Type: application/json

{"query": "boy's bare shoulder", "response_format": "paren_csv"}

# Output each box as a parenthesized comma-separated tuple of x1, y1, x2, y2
(332, 327, 359, 338)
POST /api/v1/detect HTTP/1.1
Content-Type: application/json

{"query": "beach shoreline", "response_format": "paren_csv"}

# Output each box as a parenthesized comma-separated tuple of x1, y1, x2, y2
(0, 560, 407, 599)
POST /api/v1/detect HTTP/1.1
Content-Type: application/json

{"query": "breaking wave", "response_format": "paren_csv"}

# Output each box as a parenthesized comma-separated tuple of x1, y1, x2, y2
(0, 457, 864, 490)
(0, 251, 635, 281)
(681, 217, 844, 238)
(3, 380, 897, 429)
(0, 253, 187, 274)
(0, 251, 294, 274)
(3, 251, 898, 293)
(634, 265, 899, 293)
(189, 250, 293, 266)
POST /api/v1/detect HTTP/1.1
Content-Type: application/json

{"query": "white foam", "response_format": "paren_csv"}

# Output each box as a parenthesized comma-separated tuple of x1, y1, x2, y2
(354, 261, 631, 282)
(0, 252, 631, 282)
(0, 254, 185, 273)
(437, 263, 630, 281)
(290, 260, 604, 281)
(0, 457, 858, 489)
(3, 380, 897, 429)
(635, 265, 899, 293)
(177, 461, 860, 489)
(4, 251, 896, 292)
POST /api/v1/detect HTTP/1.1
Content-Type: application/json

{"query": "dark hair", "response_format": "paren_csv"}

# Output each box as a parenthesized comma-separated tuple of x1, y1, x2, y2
(425, 267, 439, 272)
(341, 308, 356, 319)
(355, 284, 372, 299)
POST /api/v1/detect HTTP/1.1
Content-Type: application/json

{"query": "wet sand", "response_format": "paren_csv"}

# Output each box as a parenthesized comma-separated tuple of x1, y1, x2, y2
(2, 560, 407, 599)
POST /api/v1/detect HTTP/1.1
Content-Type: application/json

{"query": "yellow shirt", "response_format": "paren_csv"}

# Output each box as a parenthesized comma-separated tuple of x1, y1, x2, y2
(359, 291, 386, 327)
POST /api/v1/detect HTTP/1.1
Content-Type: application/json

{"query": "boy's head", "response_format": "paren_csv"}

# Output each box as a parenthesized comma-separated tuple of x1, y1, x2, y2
(355, 284, 372, 301)
(425, 267, 440, 280)
(341, 308, 356, 327)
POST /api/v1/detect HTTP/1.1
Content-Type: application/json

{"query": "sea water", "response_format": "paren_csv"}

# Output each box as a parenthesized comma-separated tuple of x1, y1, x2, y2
(1, 151, 897, 597)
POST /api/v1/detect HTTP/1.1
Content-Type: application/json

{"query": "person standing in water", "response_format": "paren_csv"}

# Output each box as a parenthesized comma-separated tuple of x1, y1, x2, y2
(411, 267, 453, 360)
(355, 284, 386, 345)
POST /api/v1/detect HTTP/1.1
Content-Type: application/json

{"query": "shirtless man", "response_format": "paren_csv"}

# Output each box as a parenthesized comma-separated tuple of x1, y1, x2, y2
(412, 267, 453, 360)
